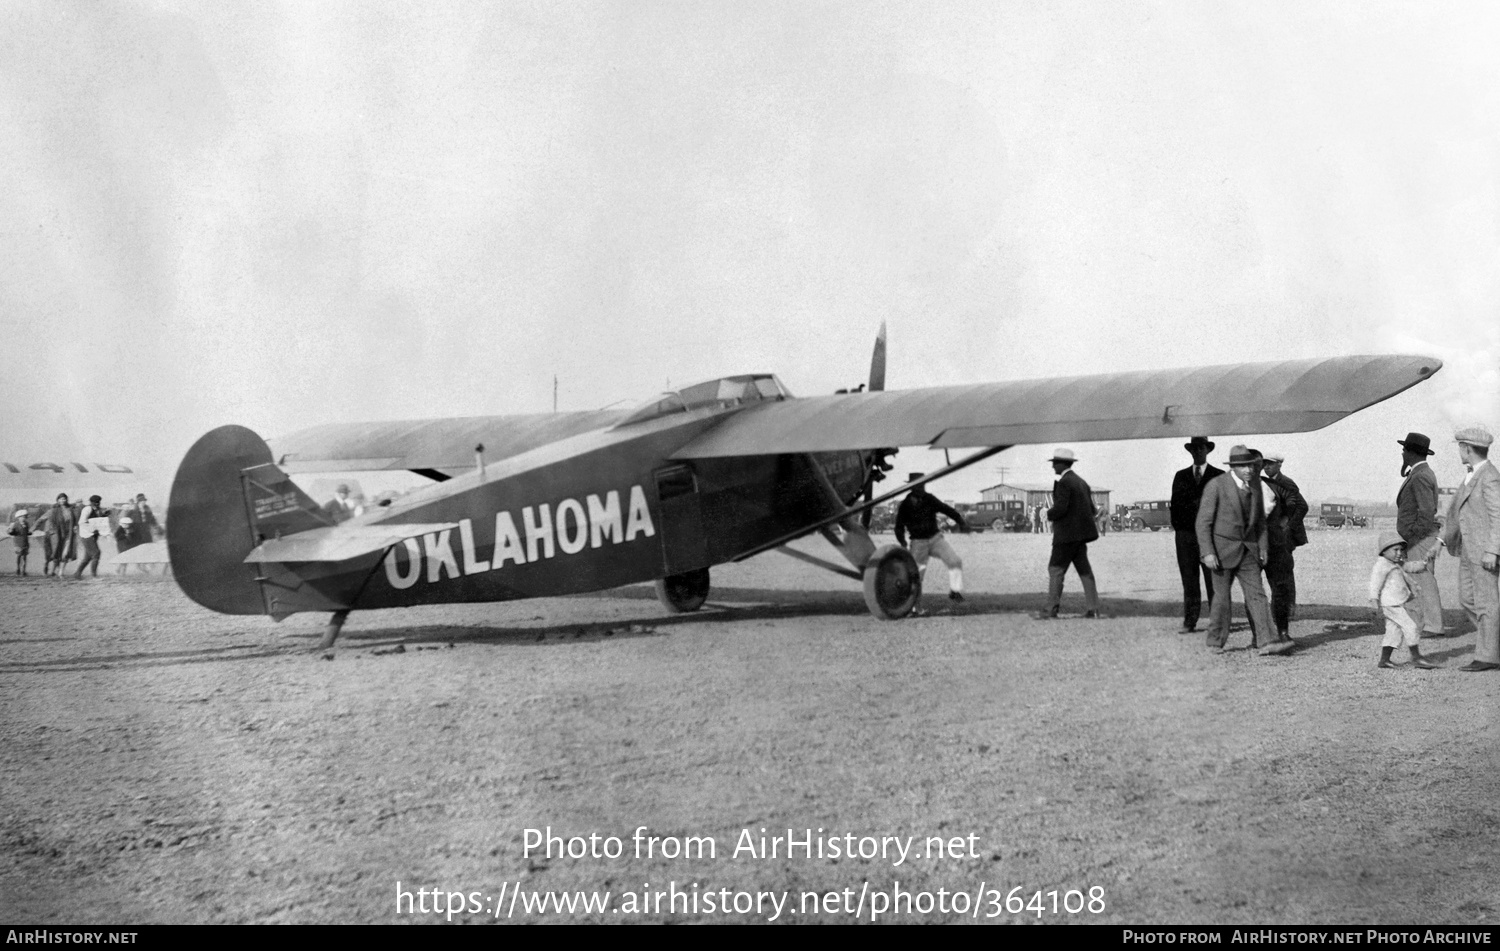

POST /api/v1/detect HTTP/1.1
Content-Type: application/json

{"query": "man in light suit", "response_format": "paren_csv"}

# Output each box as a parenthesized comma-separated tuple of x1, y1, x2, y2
(1395, 432, 1446, 637)
(1442, 426, 1500, 671)
(1196, 445, 1293, 655)
(1169, 436, 1224, 633)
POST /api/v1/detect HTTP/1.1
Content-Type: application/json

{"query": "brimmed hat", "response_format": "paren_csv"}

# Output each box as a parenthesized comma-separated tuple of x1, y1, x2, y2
(1048, 448, 1077, 464)
(1397, 432, 1435, 456)
(1262, 452, 1285, 464)
(1377, 530, 1404, 556)
(1184, 436, 1216, 453)
(1455, 426, 1494, 448)
(1227, 445, 1259, 466)
(907, 472, 925, 482)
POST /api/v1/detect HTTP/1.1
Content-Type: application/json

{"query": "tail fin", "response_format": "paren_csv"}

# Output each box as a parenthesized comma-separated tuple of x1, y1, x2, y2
(167, 425, 331, 616)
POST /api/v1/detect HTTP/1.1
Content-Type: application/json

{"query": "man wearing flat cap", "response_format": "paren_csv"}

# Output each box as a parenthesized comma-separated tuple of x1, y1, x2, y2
(1259, 451, 1308, 641)
(894, 473, 971, 605)
(1169, 436, 1224, 632)
(1395, 432, 1446, 638)
(1196, 445, 1291, 655)
(74, 494, 107, 580)
(1442, 426, 1500, 671)
(1041, 448, 1101, 618)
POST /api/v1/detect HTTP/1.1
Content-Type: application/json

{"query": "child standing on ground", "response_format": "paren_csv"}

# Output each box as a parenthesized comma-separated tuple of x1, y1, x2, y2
(1369, 531, 1436, 670)
(9, 508, 30, 576)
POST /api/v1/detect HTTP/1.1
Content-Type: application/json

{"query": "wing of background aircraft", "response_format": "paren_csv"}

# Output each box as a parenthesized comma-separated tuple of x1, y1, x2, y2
(263, 354, 1438, 471)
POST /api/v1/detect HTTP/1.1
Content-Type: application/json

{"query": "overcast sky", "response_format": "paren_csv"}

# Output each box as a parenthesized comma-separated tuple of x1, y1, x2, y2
(3, 0, 1496, 505)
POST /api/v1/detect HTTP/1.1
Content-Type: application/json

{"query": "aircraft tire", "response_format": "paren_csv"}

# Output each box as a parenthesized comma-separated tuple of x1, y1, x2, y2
(863, 544, 921, 621)
(655, 568, 710, 613)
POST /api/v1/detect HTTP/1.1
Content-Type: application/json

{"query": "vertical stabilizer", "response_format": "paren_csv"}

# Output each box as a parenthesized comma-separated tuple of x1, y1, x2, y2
(167, 426, 283, 615)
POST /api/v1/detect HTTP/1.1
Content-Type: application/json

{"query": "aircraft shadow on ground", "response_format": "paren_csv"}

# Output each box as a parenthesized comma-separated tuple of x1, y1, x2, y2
(4, 586, 1471, 670)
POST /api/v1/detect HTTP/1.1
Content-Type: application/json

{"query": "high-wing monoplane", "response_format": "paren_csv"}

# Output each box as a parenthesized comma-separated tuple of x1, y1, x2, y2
(166, 330, 1441, 648)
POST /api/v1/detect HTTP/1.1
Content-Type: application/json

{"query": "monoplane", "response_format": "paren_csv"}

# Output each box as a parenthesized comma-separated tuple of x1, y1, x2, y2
(166, 330, 1440, 647)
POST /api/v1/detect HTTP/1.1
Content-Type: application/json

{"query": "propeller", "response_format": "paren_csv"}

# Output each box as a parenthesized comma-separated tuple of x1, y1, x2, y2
(859, 322, 897, 527)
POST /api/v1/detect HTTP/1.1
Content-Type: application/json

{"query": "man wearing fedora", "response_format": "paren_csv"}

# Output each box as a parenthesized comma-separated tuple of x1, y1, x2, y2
(1395, 432, 1446, 638)
(1442, 426, 1500, 671)
(1196, 445, 1292, 655)
(1169, 436, 1224, 632)
(1041, 448, 1101, 619)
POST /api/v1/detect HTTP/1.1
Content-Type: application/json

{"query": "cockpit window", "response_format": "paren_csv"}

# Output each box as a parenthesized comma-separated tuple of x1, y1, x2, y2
(616, 374, 789, 427)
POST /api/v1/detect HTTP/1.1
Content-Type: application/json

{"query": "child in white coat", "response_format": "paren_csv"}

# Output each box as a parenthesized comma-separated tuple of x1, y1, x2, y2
(1369, 531, 1436, 669)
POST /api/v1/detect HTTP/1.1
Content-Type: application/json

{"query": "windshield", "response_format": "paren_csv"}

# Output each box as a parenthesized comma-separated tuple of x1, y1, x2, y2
(617, 374, 789, 426)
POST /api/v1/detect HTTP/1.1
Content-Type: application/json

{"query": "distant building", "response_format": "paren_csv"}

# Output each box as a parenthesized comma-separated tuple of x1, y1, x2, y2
(980, 482, 1111, 516)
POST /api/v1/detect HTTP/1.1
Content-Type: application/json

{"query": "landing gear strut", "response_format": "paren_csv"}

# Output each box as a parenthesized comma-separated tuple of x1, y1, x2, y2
(319, 609, 351, 650)
(655, 568, 710, 613)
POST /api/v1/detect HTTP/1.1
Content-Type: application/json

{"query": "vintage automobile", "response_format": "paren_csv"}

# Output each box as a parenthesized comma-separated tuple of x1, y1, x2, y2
(1125, 500, 1172, 531)
(958, 499, 1030, 532)
(1319, 502, 1365, 528)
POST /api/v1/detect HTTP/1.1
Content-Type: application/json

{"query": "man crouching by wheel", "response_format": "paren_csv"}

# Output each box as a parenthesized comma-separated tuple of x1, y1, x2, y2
(895, 473, 971, 611)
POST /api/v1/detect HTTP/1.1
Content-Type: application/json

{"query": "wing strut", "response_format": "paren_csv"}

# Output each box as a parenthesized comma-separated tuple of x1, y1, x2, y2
(773, 545, 863, 581)
(732, 444, 1011, 563)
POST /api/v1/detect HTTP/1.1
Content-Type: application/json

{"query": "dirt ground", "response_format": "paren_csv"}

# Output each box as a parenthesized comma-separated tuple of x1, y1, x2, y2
(2, 524, 1497, 925)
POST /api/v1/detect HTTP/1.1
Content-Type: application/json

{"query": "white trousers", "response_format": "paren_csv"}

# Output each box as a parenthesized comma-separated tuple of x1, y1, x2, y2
(911, 534, 963, 593)
(1381, 603, 1420, 650)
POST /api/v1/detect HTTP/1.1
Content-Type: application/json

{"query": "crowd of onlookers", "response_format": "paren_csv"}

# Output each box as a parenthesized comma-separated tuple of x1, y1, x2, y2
(7, 492, 161, 578)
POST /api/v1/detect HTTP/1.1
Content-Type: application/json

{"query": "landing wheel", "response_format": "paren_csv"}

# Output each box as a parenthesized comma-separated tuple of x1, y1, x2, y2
(862, 544, 921, 620)
(655, 568, 710, 613)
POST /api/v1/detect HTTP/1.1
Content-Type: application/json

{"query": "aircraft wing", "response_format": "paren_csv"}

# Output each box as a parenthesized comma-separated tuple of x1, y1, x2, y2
(670, 355, 1440, 457)
(268, 410, 628, 473)
(242, 522, 458, 564)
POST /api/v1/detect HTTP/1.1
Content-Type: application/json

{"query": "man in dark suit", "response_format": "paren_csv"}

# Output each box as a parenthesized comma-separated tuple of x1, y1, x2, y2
(1196, 445, 1293, 655)
(1040, 448, 1101, 619)
(1395, 432, 1445, 637)
(1260, 451, 1309, 640)
(1169, 436, 1223, 632)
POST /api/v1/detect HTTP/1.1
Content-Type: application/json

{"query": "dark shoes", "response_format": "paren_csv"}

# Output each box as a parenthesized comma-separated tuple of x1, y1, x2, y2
(949, 591, 964, 602)
(1178, 623, 1197, 633)
(1412, 658, 1438, 670)
(1459, 661, 1500, 672)
(1377, 658, 1398, 669)
(1083, 610, 1101, 619)
(1035, 605, 1060, 620)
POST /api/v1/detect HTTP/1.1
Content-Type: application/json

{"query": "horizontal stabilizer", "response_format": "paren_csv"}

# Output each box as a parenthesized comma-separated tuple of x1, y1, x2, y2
(243, 522, 459, 564)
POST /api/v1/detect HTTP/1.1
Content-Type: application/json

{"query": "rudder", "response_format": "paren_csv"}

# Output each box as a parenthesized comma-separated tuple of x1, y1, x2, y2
(167, 425, 328, 615)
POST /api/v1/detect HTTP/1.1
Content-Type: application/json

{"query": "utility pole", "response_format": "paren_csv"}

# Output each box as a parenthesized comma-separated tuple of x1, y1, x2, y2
(553, 375, 558, 414)
(995, 466, 1010, 485)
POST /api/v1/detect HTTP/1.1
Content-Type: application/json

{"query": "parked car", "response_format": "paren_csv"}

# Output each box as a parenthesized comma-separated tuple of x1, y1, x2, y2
(1319, 503, 1360, 528)
(958, 499, 1030, 532)
(866, 503, 898, 534)
(1125, 500, 1172, 531)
